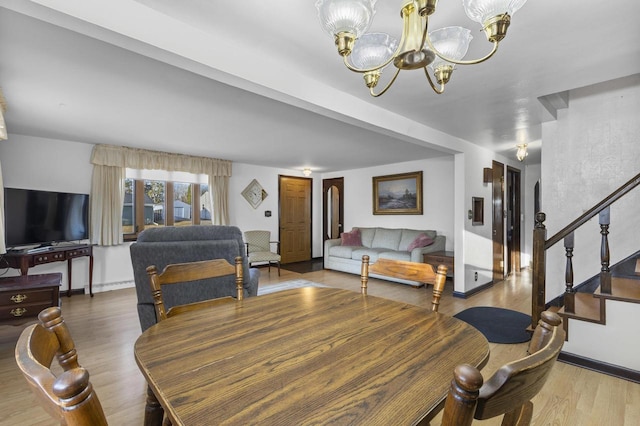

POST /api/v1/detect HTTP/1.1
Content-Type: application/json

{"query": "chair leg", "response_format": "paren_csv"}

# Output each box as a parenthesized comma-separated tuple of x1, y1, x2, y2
(277, 261, 280, 276)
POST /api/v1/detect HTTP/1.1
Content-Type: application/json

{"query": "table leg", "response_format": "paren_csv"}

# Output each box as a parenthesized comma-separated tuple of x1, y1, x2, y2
(67, 259, 72, 297)
(145, 385, 165, 426)
(89, 252, 94, 297)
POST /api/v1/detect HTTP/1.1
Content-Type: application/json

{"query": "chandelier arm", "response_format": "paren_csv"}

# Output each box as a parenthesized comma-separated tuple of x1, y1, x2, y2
(423, 67, 445, 94)
(424, 33, 499, 65)
(370, 68, 402, 97)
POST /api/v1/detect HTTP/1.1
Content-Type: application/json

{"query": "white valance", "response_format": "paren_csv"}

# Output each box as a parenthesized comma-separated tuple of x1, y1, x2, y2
(90, 144, 232, 176)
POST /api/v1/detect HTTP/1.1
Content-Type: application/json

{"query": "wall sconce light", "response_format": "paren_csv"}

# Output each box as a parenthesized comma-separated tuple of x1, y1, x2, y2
(516, 143, 528, 162)
(302, 168, 312, 177)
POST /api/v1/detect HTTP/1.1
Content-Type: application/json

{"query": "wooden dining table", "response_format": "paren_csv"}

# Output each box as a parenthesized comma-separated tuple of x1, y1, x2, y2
(134, 287, 489, 425)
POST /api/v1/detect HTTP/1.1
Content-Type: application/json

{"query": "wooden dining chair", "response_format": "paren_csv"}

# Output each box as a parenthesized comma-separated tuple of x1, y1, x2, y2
(146, 256, 244, 322)
(145, 256, 244, 425)
(440, 310, 565, 426)
(15, 306, 108, 426)
(360, 255, 448, 312)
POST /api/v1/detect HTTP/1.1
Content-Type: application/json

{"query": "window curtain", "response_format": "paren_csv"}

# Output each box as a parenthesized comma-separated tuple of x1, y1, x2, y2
(90, 165, 125, 246)
(90, 145, 232, 244)
(0, 159, 5, 254)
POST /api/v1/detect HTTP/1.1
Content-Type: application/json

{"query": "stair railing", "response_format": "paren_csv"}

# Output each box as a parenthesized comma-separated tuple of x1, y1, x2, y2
(531, 172, 640, 328)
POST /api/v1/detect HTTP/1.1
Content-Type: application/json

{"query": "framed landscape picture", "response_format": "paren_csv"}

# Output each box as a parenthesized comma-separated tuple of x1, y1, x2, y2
(372, 171, 423, 215)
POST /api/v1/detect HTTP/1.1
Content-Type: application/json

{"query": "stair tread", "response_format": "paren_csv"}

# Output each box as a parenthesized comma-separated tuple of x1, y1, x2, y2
(558, 293, 603, 323)
(594, 277, 640, 303)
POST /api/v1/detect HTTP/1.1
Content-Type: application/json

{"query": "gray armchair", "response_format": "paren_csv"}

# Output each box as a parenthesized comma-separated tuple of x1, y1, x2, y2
(129, 225, 259, 331)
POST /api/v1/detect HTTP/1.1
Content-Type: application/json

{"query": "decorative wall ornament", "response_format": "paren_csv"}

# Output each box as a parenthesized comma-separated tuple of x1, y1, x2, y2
(242, 179, 267, 209)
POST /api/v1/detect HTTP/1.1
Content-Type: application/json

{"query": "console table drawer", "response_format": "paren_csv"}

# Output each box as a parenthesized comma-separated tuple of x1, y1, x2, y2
(33, 252, 66, 265)
(0, 287, 57, 305)
(0, 301, 55, 321)
(67, 247, 91, 259)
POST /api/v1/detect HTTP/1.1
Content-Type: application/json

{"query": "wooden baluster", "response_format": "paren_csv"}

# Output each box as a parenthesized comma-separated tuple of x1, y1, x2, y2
(599, 207, 611, 294)
(532, 212, 547, 329)
(563, 232, 575, 313)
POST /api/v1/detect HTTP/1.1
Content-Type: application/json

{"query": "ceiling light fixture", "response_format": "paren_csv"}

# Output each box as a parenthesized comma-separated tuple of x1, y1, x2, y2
(516, 143, 528, 161)
(302, 168, 312, 177)
(316, 0, 528, 97)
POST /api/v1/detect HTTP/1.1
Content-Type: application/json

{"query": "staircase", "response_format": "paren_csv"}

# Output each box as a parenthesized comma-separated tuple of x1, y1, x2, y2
(531, 172, 640, 382)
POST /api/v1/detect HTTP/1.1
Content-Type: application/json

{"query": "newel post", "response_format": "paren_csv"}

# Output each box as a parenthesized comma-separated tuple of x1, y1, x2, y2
(531, 212, 547, 329)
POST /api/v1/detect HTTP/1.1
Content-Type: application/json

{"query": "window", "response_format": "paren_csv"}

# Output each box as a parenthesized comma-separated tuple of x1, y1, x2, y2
(123, 170, 210, 239)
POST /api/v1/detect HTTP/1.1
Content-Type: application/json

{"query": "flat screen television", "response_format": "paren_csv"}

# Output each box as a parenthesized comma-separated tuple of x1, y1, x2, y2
(3, 187, 89, 248)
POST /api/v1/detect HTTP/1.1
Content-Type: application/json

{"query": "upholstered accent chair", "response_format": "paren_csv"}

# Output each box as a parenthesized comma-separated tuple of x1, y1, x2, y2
(130, 225, 259, 331)
(244, 230, 281, 275)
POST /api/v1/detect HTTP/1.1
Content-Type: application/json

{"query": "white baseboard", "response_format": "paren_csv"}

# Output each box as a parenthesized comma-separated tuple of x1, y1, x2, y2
(83, 280, 135, 294)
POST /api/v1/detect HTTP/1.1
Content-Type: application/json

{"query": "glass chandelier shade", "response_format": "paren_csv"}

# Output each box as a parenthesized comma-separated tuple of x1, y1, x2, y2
(462, 0, 528, 25)
(316, 0, 528, 96)
(350, 32, 398, 69)
(428, 27, 473, 72)
(315, 0, 377, 39)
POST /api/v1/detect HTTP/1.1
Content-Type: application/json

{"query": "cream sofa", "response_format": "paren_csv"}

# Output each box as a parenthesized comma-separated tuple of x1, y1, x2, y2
(323, 227, 446, 286)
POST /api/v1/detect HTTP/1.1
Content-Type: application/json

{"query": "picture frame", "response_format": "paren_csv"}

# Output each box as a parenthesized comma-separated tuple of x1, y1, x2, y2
(372, 171, 423, 215)
(471, 197, 484, 225)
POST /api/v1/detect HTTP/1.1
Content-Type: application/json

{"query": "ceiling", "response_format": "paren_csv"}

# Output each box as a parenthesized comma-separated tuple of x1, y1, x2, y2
(1, 0, 639, 172)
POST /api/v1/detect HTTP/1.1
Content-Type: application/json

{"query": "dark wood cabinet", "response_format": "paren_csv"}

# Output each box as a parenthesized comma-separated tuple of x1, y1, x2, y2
(3, 244, 94, 296)
(0, 273, 61, 324)
(423, 251, 454, 278)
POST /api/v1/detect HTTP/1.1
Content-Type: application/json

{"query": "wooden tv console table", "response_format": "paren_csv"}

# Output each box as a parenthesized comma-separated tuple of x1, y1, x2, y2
(3, 244, 94, 297)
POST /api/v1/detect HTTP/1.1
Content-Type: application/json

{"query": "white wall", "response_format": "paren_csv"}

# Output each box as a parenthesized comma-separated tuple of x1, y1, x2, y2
(542, 74, 640, 300)
(1, 133, 534, 296)
(323, 156, 455, 244)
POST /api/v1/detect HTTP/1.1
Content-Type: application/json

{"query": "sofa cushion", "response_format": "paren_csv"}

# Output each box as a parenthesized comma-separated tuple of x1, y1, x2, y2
(341, 229, 362, 246)
(358, 227, 377, 248)
(352, 248, 388, 263)
(407, 233, 434, 251)
(399, 229, 435, 251)
(330, 245, 357, 259)
(371, 228, 402, 251)
(378, 251, 411, 261)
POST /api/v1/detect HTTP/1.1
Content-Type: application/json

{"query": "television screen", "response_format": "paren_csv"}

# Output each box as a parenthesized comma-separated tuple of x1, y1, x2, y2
(4, 188, 89, 248)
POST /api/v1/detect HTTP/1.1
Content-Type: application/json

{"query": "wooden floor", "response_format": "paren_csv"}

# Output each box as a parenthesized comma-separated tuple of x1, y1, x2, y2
(2, 267, 639, 425)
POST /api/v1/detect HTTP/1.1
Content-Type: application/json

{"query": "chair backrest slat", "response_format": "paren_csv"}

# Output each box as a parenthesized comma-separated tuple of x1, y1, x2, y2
(146, 256, 244, 322)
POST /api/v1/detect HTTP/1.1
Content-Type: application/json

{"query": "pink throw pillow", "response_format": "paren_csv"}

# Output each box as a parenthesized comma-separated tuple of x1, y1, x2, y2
(407, 233, 434, 251)
(341, 229, 362, 246)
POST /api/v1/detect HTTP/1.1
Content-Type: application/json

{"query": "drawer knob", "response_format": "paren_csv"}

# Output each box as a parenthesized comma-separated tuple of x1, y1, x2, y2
(11, 307, 27, 317)
(10, 294, 28, 303)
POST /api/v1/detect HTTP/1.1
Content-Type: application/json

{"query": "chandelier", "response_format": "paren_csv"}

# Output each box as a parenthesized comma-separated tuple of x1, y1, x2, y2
(316, 0, 528, 96)
(516, 143, 528, 161)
